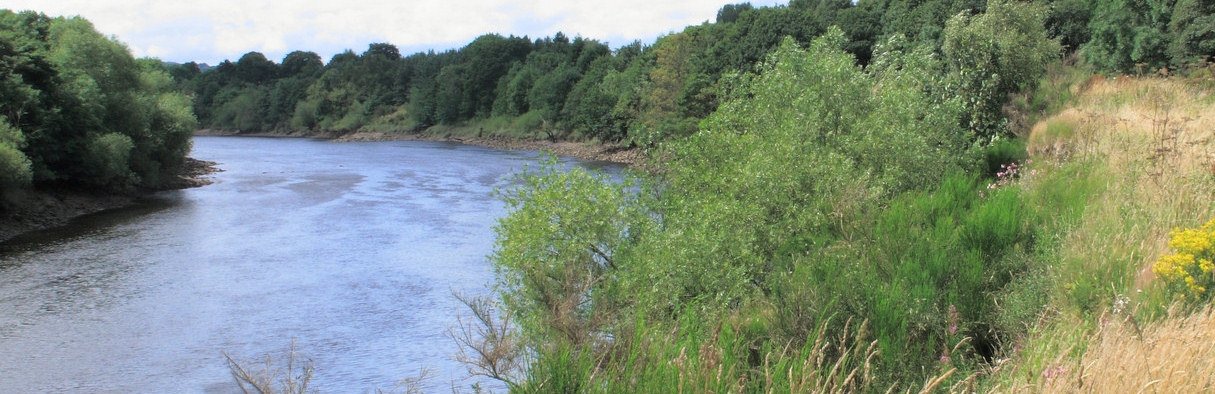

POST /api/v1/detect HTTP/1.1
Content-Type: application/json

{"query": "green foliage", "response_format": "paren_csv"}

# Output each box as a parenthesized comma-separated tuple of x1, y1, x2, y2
(983, 138, 1028, 178)
(515, 314, 880, 393)
(0, 117, 31, 186)
(854, 175, 1034, 372)
(211, 87, 269, 131)
(233, 51, 278, 85)
(491, 29, 984, 387)
(716, 2, 754, 23)
(0, 10, 194, 191)
(561, 57, 622, 141)
(1168, 0, 1215, 67)
(493, 159, 651, 346)
(1084, 0, 1175, 73)
(943, 0, 1061, 138)
(84, 132, 135, 188)
(1045, 0, 1094, 52)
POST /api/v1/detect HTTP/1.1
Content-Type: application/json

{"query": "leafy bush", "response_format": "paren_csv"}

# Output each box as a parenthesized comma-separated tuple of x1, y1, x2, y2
(0, 11, 196, 190)
(84, 132, 135, 188)
(492, 160, 651, 347)
(984, 138, 1028, 178)
(1168, 0, 1215, 67)
(942, 0, 1061, 138)
(0, 118, 31, 187)
(857, 174, 1033, 373)
(1083, 0, 1174, 73)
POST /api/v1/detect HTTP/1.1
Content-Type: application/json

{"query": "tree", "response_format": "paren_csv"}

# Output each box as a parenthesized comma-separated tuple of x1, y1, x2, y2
(0, 11, 195, 190)
(280, 51, 322, 78)
(716, 2, 754, 23)
(943, 0, 1061, 138)
(562, 57, 622, 141)
(1169, 0, 1215, 67)
(527, 63, 579, 121)
(233, 51, 277, 85)
(632, 32, 701, 147)
(493, 161, 650, 346)
(363, 42, 401, 60)
(0, 117, 31, 186)
(1043, 0, 1093, 53)
(459, 34, 532, 118)
(1084, 0, 1174, 73)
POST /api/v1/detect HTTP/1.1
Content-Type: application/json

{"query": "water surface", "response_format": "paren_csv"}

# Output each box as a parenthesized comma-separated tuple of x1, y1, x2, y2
(0, 136, 617, 392)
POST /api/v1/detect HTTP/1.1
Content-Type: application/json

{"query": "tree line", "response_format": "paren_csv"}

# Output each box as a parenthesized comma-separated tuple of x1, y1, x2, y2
(178, 0, 1213, 147)
(2, 0, 1211, 191)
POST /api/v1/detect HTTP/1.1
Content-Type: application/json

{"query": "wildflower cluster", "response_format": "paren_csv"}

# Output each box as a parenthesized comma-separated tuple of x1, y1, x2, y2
(987, 160, 1034, 189)
(1152, 218, 1215, 300)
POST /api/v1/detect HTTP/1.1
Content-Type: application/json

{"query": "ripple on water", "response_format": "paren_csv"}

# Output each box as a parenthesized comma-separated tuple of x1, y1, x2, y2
(0, 136, 621, 392)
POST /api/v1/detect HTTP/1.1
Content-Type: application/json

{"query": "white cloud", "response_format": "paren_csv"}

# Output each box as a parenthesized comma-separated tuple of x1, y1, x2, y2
(3, 0, 785, 64)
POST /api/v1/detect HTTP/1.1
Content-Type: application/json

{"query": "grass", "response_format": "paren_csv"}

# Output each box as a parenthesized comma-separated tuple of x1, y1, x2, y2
(510, 314, 968, 393)
(1039, 307, 1215, 393)
(984, 72, 1215, 390)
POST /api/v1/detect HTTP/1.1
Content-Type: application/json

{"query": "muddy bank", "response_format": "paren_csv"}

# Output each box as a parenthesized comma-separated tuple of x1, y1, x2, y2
(196, 129, 645, 166)
(0, 158, 220, 243)
(338, 131, 645, 166)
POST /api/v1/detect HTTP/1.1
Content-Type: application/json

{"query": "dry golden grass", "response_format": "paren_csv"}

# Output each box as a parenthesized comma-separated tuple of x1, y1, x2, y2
(1028, 76, 1215, 294)
(1038, 307, 1215, 393)
(987, 76, 1215, 392)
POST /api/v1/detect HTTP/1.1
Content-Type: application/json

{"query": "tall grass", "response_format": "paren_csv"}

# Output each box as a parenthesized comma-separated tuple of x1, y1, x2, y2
(987, 73, 1215, 390)
(1039, 307, 1215, 393)
(512, 314, 952, 393)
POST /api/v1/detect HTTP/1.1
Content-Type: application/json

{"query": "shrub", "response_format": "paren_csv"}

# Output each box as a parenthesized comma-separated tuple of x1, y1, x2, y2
(0, 118, 31, 187)
(984, 138, 1028, 178)
(942, 0, 1061, 139)
(492, 159, 651, 347)
(84, 132, 136, 188)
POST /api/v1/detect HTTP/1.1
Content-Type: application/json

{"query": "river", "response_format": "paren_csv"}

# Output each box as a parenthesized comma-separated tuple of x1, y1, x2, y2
(0, 136, 621, 393)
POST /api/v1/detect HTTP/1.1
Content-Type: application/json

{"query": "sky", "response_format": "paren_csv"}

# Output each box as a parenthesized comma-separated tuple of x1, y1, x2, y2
(4, 0, 786, 65)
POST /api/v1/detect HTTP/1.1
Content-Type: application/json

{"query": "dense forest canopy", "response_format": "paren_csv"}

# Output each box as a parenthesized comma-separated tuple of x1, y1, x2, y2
(177, 0, 1213, 148)
(0, 10, 195, 192)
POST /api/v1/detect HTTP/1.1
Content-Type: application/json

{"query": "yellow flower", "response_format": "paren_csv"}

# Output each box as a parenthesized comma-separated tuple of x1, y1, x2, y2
(1201, 218, 1215, 234)
(1185, 276, 1206, 296)
(1156, 219, 1215, 301)
(1168, 228, 1212, 256)
(1153, 253, 1195, 281)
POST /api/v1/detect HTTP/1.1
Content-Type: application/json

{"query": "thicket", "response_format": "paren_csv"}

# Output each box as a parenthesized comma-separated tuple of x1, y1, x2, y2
(0, 10, 195, 192)
(485, 1, 1073, 388)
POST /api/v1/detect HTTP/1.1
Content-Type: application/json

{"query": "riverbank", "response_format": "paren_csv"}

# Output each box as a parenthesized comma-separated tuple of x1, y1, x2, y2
(0, 158, 220, 243)
(194, 128, 646, 166)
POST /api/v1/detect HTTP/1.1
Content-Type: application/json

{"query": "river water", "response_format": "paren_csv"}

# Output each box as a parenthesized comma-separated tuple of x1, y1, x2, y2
(0, 136, 619, 393)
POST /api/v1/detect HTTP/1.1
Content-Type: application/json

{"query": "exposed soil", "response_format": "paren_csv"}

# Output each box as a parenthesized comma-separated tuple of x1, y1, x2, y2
(196, 128, 645, 166)
(0, 158, 220, 243)
(335, 131, 645, 166)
